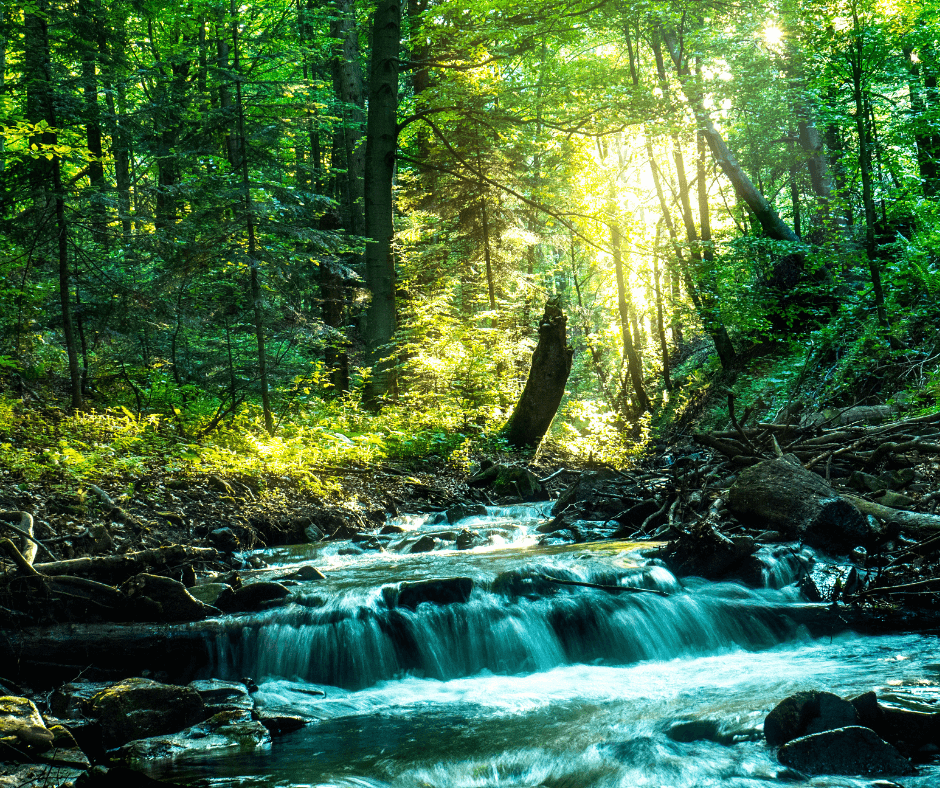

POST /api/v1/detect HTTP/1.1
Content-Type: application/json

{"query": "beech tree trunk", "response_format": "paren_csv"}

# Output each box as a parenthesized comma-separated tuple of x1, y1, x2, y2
(363, 0, 401, 408)
(502, 298, 574, 448)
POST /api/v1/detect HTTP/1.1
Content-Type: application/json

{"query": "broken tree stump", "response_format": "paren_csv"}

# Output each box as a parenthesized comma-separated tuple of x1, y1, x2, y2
(501, 297, 574, 448)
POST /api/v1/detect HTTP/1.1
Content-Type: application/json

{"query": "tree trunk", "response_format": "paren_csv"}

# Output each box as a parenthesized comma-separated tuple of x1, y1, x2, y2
(903, 47, 940, 198)
(362, 0, 401, 408)
(501, 298, 573, 448)
(231, 0, 274, 434)
(652, 224, 672, 391)
(79, 0, 107, 245)
(658, 29, 804, 297)
(330, 0, 366, 236)
(610, 219, 650, 413)
(849, 11, 888, 329)
(26, 6, 82, 410)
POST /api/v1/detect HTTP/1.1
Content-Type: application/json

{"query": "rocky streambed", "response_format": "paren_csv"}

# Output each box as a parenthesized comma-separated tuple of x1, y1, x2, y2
(3, 437, 940, 787)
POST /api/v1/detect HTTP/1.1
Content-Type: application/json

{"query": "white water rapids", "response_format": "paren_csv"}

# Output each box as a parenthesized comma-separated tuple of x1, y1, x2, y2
(154, 503, 940, 787)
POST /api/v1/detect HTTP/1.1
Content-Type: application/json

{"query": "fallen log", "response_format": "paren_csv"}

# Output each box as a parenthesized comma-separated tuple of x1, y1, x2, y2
(841, 494, 940, 538)
(25, 546, 218, 584)
(0, 621, 217, 686)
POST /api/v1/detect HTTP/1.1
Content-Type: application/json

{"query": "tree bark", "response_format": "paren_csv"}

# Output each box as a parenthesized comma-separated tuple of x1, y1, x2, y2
(849, 6, 888, 328)
(658, 29, 804, 299)
(26, 6, 83, 410)
(362, 0, 401, 408)
(502, 298, 573, 448)
(903, 47, 940, 198)
(610, 218, 650, 413)
(231, 0, 274, 434)
(652, 224, 672, 391)
(330, 0, 366, 236)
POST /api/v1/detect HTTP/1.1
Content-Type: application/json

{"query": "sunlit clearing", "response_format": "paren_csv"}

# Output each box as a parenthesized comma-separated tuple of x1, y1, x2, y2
(763, 23, 784, 50)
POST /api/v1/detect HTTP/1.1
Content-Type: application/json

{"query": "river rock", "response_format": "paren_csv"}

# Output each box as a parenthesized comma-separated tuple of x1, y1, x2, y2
(215, 582, 291, 613)
(187, 582, 231, 606)
(851, 691, 940, 756)
(121, 573, 214, 622)
(0, 763, 87, 788)
(659, 522, 761, 582)
(88, 678, 207, 747)
(454, 529, 477, 550)
(116, 710, 270, 769)
(282, 564, 326, 581)
(407, 535, 438, 554)
(765, 690, 859, 746)
(467, 464, 543, 500)
(777, 726, 914, 776)
(188, 679, 254, 712)
(728, 458, 871, 551)
(385, 577, 474, 609)
(0, 696, 53, 760)
(256, 712, 306, 736)
(445, 503, 487, 523)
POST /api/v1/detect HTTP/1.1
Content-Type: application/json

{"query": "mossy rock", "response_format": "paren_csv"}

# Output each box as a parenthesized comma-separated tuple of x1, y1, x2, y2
(89, 678, 207, 747)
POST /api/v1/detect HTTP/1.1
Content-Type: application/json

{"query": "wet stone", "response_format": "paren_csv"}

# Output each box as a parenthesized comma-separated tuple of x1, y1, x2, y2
(216, 582, 291, 613)
(87, 677, 207, 748)
(765, 690, 858, 746)
(116, 710, 270, 769)
(188, 679, 254, 712)
(777, 726, 914, 776)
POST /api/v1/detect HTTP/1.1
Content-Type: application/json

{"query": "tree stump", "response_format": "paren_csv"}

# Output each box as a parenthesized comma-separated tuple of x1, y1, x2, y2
(502, 298, 574, 448)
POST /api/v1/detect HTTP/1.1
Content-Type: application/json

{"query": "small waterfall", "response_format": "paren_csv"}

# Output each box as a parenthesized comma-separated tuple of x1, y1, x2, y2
(207, 564, 804, 690)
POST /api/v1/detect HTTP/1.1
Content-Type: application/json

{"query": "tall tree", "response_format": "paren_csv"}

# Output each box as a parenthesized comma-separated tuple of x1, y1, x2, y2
(363, 0, 402, 408)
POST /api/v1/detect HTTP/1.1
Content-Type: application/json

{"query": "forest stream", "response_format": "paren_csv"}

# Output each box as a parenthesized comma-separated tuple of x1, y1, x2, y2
(130, 503, 940, 788)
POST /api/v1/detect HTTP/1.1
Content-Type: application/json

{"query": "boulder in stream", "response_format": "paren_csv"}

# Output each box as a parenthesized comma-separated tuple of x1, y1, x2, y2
(851, 690, 940, 757)
(215, 582, 291, 613)
(467, 464, 543, 500)
(659, 522, 762, 582)
(777, 726, 914, 776)
(87, 678, 207, 747)
(115, 709, 270, 769)
(121, 573, 215, 622)
(765, 690, 859, 746)
(728, 457, 872, 551)
(445, 503, 488, 523)
(188, 679, 254, 713)
(384, 577, 474, 609)
(0, 696, 53, 760)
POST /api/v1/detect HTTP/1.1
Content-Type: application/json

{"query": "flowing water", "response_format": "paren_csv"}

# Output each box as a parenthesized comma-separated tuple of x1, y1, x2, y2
(157, 503, 940, 787)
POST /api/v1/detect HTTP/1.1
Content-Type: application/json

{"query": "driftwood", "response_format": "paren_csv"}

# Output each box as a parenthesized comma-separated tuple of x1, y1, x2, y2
(25, 545, 218, 584)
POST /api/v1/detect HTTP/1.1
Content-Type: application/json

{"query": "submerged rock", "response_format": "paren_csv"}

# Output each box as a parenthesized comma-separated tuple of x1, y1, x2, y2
(777, 726, 914, 776)
(87, 678, 207, 747)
